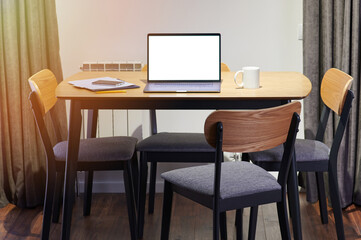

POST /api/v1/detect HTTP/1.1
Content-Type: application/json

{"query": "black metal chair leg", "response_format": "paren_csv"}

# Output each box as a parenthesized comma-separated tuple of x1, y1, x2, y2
(161, 181, 173, 240)
(52, 171, 64, 223)
(287, 183, 293, 219)
(83, 170, 93, 216)
(235, 207, 243, 226)
(61, 164, 77, 240)
(328, 169, 345, 240)
(236, 209, 243, 240)
(213, 210, 220, 240)
(287, 154, 302, 240)
(242, 153, 250, 162)
(137, 154, 148, 238)
(220, 211, 227, 240)
(42, 170, 56, 240)
(124, 163, 137, 240)
(248, 206, 258, 240)
(148, 161, 157, 214)
(131, 154, 139, 206)
(316, 171, 328, 224)
(277, 200, 291, 240)
(61, 100, 82, 240)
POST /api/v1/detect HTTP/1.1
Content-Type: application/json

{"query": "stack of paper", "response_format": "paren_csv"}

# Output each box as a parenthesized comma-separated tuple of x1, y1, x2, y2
(68, 77, 139, 91)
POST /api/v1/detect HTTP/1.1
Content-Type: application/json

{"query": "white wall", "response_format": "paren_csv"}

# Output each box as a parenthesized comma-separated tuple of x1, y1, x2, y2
(56, 0, 303, 77)
(56, 0, 303, 192)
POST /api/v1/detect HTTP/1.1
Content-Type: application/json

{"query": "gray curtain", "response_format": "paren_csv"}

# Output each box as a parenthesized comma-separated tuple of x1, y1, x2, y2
(303, 0, 361, 208)
(0, 0, 67, 207)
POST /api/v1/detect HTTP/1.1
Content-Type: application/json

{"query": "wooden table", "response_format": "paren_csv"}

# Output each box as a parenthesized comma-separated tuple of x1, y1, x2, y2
(56, 71, 311, 240)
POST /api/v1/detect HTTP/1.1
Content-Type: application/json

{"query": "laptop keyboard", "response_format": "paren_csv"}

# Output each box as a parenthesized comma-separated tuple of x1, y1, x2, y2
(150, 82, 214, 91)
(145, 82, 220, 92)
(153, 82, 214, 87)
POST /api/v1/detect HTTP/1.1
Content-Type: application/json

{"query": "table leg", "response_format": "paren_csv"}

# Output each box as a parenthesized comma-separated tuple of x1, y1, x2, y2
(61, 100, 82, 240)
(87, 109, 98, 138)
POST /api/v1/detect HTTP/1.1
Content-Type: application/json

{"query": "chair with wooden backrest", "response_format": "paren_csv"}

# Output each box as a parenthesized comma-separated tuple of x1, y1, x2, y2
(160, 102, 301, 240)
(28, 69, 138, 240)
(249, 68, 354, 240)
(136, 62, 231, 237)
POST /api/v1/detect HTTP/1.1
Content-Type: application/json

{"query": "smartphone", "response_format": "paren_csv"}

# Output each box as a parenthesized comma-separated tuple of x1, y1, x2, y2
(92, 80, 124, 86)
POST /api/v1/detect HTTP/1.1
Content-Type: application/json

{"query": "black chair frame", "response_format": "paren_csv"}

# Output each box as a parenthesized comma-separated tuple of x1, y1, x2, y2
(29, 92, 138, 240)
(161, 110, 300, 240)
(253, 90, 354, 240)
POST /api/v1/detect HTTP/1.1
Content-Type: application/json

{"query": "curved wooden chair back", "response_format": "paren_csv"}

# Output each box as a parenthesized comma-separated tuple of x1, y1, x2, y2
(141, 63, 230, 72)
(28, 69, 63, 163)
(28, 69, 58, 117)
(320, 68, 353, 116)
(204, 101, 301, 153)
(220, 63, 230, 72)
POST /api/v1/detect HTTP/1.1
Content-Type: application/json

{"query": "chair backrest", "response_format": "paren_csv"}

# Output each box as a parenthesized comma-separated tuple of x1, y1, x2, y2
(315, 69, 355, 172)
(28, 69, 62, 173)
(204, 102, 301, 200)
(220, 63, 230, 72)
(28, 69, 58, 117)
(204, 102, 301, 153)
(320, 68, 353, 116)
(309, 69, 355, 194)
(316, 69, 354, 144)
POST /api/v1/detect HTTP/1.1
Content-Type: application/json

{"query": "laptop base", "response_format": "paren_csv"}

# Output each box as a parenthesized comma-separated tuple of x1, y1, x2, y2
(143, 82, 221, 93)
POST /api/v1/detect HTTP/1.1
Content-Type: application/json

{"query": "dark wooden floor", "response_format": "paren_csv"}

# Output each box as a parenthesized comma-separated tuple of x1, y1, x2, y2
(0, 192, 361, 239)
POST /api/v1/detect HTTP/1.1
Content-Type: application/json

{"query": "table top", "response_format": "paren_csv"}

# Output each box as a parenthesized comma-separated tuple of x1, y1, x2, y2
(56, 71, 312, 101)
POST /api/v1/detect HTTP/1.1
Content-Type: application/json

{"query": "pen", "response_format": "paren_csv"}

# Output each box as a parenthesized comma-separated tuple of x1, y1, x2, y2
(96, 90, 127, 94)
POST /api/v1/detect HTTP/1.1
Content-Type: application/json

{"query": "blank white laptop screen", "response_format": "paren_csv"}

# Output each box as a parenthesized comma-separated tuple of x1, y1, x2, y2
(148, 34, 220, 81)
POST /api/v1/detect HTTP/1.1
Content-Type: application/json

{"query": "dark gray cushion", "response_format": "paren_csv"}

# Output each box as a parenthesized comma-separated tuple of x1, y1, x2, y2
(161, 161, 281, 200)
(249, 139, 329, 164)
(136, 132, 215, 152)
(53, 136, 137, 162)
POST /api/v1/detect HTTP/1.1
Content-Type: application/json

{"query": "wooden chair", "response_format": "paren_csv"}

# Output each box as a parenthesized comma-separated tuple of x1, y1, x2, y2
(28, 69, 138, 240)
(136, 62, 231, 238)
(220, 62, 231, 72)
(160, 102, 301, 240)
(249, 68, 354, 240)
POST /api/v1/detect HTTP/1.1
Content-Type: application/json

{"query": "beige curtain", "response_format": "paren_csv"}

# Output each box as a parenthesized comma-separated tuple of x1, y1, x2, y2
(0, 0, 67, 207)
(303, 0, 360, 208)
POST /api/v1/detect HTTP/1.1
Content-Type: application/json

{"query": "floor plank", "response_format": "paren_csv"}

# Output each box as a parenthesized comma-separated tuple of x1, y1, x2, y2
(0, 192, 360, 239)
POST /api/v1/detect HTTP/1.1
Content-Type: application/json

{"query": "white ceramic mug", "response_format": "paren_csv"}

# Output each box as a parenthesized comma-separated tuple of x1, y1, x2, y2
(234, 66, 260, 89)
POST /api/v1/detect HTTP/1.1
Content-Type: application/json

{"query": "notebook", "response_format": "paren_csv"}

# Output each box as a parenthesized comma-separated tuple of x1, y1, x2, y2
(143, 33, 221, 93)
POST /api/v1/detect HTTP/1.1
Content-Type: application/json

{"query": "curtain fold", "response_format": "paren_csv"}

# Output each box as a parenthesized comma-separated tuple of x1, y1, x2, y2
(303, 0, 361, 208)
(0, 0, 67, 208)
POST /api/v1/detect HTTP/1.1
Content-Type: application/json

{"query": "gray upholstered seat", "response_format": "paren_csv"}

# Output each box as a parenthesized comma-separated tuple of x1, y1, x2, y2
(161, 161, 281, 200)
(136, 132, 215, 152)
(54, 137, 138, 162)
(249, 139, 330, 171)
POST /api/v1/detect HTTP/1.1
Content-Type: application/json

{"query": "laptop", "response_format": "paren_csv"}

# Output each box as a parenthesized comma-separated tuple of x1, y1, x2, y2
(144, 33, 221, 93)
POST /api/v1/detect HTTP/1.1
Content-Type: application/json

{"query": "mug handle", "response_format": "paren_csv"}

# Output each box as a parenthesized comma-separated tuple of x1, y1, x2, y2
(234, 70, 244, 88)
